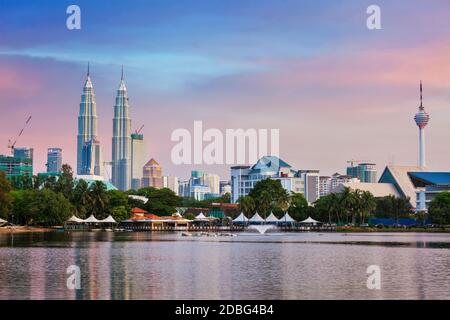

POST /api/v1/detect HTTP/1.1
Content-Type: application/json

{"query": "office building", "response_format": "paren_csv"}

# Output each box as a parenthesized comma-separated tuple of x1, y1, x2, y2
(142, 158, 163, 188)
(77, 65, 103, 177)
(112, 67, 132, 190)
(163, 176, 179, 195)
(46, 148, 62, 173)
(131, 133, 145, 190)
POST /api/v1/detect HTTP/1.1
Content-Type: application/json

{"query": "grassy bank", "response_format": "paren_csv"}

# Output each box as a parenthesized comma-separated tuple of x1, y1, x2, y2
(0, 226, 55, 234)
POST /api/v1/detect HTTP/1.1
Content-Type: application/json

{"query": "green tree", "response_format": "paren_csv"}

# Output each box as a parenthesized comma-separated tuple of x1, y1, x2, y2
(374, 195, 412, 222)
(107, 190, 131, 220)
(88, 181, 109, 219)
(359, 190, 376, 224)
(71, 179, 91, 218)
(288, 192, 308, 221)
(137, 187, 181, 216)
(237, 195, 256, 217)
(11, 189, 73, 226)
(428, 192, 450, 225)
(55, 164, 74, 199)
(248, 179, 290, 215)
(0, 172, 12, 219)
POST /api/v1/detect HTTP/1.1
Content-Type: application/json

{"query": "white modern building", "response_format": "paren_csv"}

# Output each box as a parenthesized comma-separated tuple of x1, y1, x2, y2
(230, 156, 318, 204)
(163, 175, 179, 195)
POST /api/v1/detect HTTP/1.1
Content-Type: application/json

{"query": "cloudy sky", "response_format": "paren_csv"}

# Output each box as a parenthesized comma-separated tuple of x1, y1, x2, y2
(0, 0, 449, 180)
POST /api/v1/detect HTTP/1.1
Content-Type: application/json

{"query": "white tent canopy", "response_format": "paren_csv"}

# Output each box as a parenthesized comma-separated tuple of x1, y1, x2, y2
(84, 215, 100, 223)
(249, 212, 265, 223)
(279, 212, 296, 223)
(0, 218, 7, 226)
(299, 216, 321, 224)
(99, 215, 117, 223)
(233, 212, 248, 223)
(194, 212, 209, 222)
(266, 212, 279, 223)
(67, 215, 84, 223)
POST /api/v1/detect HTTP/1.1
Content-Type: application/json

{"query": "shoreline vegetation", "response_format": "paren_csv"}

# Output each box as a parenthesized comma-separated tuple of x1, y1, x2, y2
(1, 165, 450, 230)
(1, 225, 450, 234)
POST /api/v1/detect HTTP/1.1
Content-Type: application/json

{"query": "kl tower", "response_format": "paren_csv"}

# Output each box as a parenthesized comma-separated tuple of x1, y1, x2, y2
(414, 81, 430, 169)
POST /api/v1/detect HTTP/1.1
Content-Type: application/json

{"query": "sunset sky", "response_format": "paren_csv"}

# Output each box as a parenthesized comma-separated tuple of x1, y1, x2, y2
(1, 0, 450, 180)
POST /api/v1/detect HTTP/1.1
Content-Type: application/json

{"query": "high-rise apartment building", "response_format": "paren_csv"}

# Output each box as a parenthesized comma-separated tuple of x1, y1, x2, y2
(47, 148, 62, 173)
(131, 133, 145, 190)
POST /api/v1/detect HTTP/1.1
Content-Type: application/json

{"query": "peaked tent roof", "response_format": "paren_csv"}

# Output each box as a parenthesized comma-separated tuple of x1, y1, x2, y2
(249, 212, 265, 223)
(194, 212, 209, 221)
(232, 212, 248, 223)
(280, 212, 296, 223)
(266, 212, 279, 222)
(299, 216, 321, 224)
(0, 218, 8, 224)
(67, 215, 84, 223)
(84, 215, 100, 223)
(99, 215, 117, 223)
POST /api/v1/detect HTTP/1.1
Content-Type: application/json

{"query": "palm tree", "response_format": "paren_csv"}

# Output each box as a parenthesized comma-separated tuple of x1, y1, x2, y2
(360, 191, 376, 224)
(258, 190, 271, 219)
(340, 187, 354, 224)
(71, 179, 91, 218)
(329, 193, 341, 224)
(276, 191, 291, 216)
(89, 181, 109, 219)
(237, 195, 255, 217)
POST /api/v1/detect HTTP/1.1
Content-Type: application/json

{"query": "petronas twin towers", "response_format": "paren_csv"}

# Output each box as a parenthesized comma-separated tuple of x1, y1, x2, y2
(76, 65, 132, 190)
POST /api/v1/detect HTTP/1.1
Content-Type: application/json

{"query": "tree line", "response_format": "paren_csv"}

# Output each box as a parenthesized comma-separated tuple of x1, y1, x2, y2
(237, 178, 450, 225)
(0, 164, 231, 226)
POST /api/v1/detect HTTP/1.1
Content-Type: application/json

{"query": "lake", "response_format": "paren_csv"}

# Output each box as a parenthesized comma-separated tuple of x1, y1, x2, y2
(0, 231, 449, 300)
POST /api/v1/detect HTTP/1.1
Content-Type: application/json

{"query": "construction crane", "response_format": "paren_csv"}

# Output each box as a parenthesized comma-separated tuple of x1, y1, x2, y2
(7, 116, 32, 155)
(134, 124, 144, 135)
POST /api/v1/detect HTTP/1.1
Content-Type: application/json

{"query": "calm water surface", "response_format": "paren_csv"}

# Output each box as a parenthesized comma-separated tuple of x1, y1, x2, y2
(0, 231, 449, 300)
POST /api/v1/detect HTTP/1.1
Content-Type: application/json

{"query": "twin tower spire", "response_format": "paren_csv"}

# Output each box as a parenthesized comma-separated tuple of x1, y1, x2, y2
(77, 63, 132, 190)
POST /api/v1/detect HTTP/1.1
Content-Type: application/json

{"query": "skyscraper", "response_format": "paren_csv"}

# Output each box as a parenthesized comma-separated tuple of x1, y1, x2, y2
(131, 133, 145, 190)
(346, 162, 377, 183)
(13, 147, 33, 175)
(112, 67, 132, 190)
(46, 148, 62, 173)
(77, 64, 103, 176)
(414, 81, 430, 169)
(142, 158, 162, 188)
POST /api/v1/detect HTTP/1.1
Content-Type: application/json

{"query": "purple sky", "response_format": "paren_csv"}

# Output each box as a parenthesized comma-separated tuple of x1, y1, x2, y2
(1, 0, 450, 180)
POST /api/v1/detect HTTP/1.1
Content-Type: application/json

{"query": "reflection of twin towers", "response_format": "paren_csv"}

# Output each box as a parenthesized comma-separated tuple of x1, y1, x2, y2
(77, 64, 132, 190)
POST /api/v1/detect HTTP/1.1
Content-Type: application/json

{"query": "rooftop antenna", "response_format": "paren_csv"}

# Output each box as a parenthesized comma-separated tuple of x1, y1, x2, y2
(87, 62, 90, 77)
(419, 80, 423, 110)
(121, 64, 124, 80)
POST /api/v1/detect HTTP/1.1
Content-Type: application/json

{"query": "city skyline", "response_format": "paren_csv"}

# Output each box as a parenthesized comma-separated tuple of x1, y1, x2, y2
(1, 0, 450, 179)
